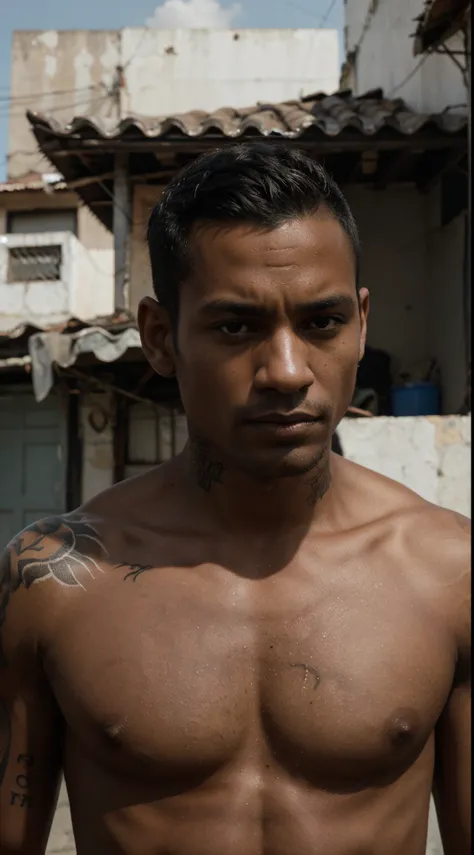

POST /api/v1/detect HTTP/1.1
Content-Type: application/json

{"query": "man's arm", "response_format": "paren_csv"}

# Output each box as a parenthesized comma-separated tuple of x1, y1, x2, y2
(433, 512, 471, 855)
(0, 538, 63, 854)
(434, 665, 471, 855)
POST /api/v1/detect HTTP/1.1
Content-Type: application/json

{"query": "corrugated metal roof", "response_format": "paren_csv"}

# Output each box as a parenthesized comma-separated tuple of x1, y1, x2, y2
(27, 89, 468, 142)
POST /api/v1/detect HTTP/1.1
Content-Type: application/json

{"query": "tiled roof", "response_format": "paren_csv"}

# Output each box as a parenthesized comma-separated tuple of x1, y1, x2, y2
(27, 88, 468, 143)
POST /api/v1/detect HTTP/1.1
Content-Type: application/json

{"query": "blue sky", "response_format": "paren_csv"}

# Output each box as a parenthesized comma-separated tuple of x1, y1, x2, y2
(0, 0, 344, 179)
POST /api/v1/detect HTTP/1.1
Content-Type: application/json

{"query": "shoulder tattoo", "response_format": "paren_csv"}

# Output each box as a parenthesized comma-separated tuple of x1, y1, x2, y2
(1, 515, 108, 610)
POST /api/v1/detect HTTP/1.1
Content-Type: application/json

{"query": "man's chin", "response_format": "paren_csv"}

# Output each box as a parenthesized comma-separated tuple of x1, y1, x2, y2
(236, 445, 329, 481)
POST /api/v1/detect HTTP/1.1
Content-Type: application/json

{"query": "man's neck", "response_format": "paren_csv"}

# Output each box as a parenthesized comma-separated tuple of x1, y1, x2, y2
(179, 442, 335, 537)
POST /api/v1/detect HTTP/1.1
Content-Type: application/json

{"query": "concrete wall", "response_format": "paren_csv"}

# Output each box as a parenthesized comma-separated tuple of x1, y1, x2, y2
(8, 30, 121, 179)
(0, 188, 113, 256)
(9, 28, 338, 180)
(344, 0, 467, 112)
(120, 28, 339, 117)
(0, 230, 114, 331)
(338, 415, 471, 517)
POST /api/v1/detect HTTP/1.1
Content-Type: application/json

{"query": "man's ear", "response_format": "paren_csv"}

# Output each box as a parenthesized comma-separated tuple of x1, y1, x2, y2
(138, 297, 176, 377)
(357, 287, 370, 363)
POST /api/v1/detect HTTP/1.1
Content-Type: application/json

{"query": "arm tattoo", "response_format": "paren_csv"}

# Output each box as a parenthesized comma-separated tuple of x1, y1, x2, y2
(9, 753, 34, 808)
(1, 515, 105, 795)
(0, 701, 12, 786)
(2, 515, 108, 595)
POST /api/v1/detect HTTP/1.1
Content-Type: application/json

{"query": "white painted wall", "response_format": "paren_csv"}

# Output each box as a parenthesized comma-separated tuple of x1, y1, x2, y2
(338, 415, 471, 517)
(344, 0, 467, 112)
(0, 231, 114, 331)
(120, 28, 339, 117)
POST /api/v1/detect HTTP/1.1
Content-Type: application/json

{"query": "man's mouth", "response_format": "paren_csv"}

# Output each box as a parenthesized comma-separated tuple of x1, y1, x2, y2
(247, 412, 323, 425)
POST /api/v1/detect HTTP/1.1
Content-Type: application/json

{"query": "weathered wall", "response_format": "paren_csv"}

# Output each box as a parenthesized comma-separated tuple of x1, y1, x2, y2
(338, 415, 471, 517)
(8, 30, 121, 179)
(120, 28, 339, 117)
(344, 0, 467, 111)
(0, 189, 113, 254)
(0, 231, 114, 331)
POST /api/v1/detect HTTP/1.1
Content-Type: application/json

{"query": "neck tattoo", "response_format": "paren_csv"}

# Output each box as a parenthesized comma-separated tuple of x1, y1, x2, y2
(307, 457, 331, 507)
(190, 439, 225, 493)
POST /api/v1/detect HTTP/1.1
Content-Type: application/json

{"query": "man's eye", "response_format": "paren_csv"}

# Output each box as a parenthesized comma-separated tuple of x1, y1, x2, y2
(218, 321, 250, 336)
(306, 316, 342, 332)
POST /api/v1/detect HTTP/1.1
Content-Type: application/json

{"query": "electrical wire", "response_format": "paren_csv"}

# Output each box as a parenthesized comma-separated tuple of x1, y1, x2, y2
(318, 0, 338, 28)
(0, 85, 99, 106)
(387, 54, 430, 97)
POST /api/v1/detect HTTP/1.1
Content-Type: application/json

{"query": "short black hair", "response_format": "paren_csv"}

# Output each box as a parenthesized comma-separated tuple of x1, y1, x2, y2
(147, 142, 360, 323)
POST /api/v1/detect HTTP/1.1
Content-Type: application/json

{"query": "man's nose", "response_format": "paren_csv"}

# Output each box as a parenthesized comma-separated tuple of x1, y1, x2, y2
(253, 328, 314, 395)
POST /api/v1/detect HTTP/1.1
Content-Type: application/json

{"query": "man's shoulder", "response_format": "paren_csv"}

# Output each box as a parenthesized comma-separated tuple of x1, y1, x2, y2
(338, 456, 470, 609)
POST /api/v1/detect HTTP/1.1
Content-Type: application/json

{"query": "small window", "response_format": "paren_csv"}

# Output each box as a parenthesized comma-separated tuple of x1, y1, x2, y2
(7, 209, 77, 235)
(7, 244, 62, 282)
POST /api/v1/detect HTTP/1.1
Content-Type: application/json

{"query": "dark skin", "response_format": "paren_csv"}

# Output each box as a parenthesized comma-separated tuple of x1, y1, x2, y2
(0, 216, 470, 854)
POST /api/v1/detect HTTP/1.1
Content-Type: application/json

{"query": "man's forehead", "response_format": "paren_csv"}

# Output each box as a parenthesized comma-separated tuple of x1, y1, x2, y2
(189, 215, 354, 266)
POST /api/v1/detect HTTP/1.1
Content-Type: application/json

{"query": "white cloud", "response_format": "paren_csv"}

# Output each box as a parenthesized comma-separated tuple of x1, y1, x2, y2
(147, 0, 242, 28)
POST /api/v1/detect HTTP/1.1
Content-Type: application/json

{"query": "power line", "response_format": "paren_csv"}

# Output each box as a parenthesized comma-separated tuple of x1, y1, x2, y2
(0, 91, 112, 124)
(387, 54, 430, 97)
(282, 0, 322, 21)
(0, 85, 99, 106)
(319, 0, 338, 28)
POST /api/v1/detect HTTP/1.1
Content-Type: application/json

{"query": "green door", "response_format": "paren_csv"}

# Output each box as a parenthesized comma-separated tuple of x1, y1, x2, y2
(0, 391, 66, 546)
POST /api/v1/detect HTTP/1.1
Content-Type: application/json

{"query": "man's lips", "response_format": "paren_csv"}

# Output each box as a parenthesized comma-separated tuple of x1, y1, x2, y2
(245, 412, 323, 425)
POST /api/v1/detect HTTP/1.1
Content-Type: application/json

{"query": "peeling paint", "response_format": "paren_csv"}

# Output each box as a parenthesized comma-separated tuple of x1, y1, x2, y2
(37, 30, 59, 50)
(338, 415, 470, 517)
(45, 54, 58, 79)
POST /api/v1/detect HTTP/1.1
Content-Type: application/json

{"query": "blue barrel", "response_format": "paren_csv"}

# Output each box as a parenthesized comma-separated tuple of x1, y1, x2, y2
(391, 382, 440, 416)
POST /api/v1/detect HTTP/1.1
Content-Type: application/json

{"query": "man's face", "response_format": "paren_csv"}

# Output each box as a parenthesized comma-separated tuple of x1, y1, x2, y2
(140, 215, 369, 479)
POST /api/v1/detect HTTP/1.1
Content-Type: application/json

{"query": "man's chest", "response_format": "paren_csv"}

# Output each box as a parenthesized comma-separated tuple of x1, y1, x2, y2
(44, 563, 455, 788)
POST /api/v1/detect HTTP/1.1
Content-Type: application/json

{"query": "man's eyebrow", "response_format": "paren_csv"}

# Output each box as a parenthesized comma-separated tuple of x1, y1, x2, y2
(198, 294, 356, 316)
(198, 300, 268, 317)
(297, 295, 357, 312)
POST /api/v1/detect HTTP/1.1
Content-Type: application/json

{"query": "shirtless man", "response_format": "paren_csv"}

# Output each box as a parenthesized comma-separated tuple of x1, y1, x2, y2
(0, 143, 470, 855)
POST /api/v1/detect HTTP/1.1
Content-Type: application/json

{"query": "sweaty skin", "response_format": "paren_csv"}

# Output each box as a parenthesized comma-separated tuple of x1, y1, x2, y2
(0, 215, 470, 855)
